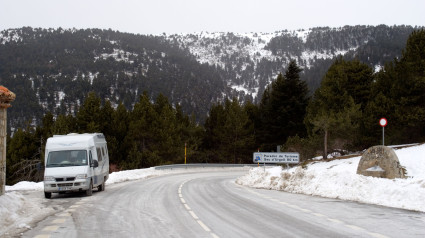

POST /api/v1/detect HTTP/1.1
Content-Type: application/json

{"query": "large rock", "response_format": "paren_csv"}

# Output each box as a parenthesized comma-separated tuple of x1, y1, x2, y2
(357, 145, 405, 179)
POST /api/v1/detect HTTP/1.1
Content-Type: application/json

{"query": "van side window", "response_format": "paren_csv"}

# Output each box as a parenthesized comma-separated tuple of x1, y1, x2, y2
(96, 147, 103, 161)
(104, 146, 108, 157)
(101, 147, 106, 158)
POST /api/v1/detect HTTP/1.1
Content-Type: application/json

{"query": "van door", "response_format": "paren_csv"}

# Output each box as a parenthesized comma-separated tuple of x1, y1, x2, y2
(89, 150, 97, 185)
(94, 146, 104, 185)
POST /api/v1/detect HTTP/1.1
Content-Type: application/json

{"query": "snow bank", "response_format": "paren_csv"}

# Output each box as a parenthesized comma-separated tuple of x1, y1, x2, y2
(0, 191, 55, 236)
(236, 144, 425, 212)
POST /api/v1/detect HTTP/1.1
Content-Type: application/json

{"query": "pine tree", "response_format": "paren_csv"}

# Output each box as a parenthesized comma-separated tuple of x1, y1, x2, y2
(123, 92, 157, 168)
(258, 60, 309, 151)
(305, 58, 371, 157)
(76, 92, 102, 133)
(52, 114, 76, 135)
(108, 102, 129, 166)
(222, 98, 255, 163)
(204, 98, 254, 163)
(365, 30, 425, 144)
(204, 103, 226, 162)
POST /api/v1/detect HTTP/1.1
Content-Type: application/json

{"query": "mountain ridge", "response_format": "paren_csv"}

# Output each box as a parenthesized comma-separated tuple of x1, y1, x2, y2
(0, 25, 421, 129)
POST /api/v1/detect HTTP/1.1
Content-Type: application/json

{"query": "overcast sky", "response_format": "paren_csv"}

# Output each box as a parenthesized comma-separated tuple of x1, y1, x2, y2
(1, 0, 424, 35)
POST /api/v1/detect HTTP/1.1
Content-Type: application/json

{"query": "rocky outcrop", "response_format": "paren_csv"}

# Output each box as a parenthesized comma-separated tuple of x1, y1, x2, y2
(357, 145, 405, 179)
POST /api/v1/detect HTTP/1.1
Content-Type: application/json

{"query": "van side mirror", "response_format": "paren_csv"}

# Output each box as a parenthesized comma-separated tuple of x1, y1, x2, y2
(91, 160, 99, 168)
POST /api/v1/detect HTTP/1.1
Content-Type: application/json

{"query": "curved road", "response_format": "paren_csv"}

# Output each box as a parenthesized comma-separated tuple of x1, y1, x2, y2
(23, 170, 425, 238)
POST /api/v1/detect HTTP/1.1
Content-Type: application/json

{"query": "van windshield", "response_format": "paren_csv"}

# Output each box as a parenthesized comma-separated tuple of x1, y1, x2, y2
(47, 150, 88, 167)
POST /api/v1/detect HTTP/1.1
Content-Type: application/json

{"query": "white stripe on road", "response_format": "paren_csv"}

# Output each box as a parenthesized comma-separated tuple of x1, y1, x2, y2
(197, 220, 211, 232)
(179, 180, 220, 238)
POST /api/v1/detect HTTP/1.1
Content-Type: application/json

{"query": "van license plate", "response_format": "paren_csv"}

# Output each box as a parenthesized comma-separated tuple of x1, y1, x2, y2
(58, 187, 71, 191)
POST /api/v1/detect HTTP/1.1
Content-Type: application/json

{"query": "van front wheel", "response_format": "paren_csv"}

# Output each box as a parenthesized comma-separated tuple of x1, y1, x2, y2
(85, 181, 93, 196)
(44, 192, 52, 199)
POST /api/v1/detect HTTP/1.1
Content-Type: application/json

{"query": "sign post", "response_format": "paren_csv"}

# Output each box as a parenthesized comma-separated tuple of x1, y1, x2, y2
(379, 118, 387, 146)
(0, 86, 15, 196)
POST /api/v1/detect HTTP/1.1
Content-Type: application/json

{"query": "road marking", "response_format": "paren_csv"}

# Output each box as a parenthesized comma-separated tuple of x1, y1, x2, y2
(279, 201, 288, 205)
(42, 226, 59, 232)
(189, 211, 199, 219)
(197, 220, 211, 232)
(211, 233, 220, 238)
(287, 204, 301, 210)
(368, 232, 390, 238)
(51, 218, 66, 224)
(179, 180, 219, 238)
(34, 235, 51, 238)
(327, 218, 343, 224)
(299, 208, 312, 213)
(345, 224, 365, 231)
(312, 213, 327, 218)
(69, 205, 79, 209)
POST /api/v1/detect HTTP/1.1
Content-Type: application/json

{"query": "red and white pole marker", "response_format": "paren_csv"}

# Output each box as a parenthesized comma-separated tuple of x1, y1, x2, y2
(379, 118, 387, 145)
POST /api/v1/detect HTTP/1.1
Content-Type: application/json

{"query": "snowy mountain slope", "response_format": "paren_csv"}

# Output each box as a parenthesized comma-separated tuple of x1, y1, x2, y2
(167, 25, 418, 98)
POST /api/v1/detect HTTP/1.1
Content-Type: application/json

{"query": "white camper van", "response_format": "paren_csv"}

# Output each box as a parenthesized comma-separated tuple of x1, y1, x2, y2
(43, 133, 109, 198)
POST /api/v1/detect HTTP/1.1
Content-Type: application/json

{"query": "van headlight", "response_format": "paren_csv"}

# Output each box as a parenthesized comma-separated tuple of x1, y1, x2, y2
(76, 174, 88, 179)
(44, 176, 55, 181)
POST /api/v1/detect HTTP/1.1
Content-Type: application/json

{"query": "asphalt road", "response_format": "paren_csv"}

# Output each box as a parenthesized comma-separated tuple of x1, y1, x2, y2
(23, 170, 425, 238)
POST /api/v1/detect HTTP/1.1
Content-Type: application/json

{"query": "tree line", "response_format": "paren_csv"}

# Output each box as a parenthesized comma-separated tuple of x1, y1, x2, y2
(5, 30, 425, 185)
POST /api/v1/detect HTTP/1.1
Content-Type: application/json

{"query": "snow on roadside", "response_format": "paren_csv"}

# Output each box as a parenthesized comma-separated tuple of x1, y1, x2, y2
(236, 144, 425, 212)
(0, 191, 55, 236)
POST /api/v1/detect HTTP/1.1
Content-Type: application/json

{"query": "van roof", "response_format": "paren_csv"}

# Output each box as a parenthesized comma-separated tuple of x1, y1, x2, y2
(46, 133, 105, 150)
(53, 133, 105, 138)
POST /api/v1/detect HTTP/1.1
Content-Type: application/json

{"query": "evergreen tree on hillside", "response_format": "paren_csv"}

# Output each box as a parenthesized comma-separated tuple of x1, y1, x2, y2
(52, 114, 76, 135)
(108, 102, 129, 166)
(76, 92, 102, 133)
(203, 98, 254, 163)
(6, 127, 39, 184)
(365, 30, 425, 144)
(203, 102, 227, 162)
(257, 60, 309, 151)
(305, 58, 372, 157)
(122, 92, 157, 169)
(222, 98, 255, 163)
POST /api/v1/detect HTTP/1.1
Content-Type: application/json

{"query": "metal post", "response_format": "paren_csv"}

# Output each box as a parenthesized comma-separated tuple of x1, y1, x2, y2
(382, 127, 385, 146)
(0, 86, 15, 196)
(0, 109, 7, 195)
(184, 143, 187, 164)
